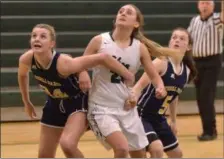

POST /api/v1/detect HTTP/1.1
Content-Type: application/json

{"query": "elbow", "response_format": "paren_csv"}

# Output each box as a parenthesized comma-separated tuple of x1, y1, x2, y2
(18, 73, 28, 78)
(18, 55, 23, 63)
(18, 74, 28, 82)
(18, 69, 29, 80)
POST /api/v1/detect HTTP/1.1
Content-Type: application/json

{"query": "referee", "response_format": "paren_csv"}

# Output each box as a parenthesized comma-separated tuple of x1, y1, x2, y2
(188, 0, 223, 141)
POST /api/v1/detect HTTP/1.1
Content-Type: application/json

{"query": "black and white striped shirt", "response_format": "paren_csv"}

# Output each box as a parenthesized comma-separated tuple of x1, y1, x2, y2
(188, 13, 223, 57)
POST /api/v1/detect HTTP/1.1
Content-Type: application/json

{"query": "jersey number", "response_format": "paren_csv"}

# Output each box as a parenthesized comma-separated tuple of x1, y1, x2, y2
(110, 56, 130, 83)
(39, 84, 69, 98)
(111, 73, 123, 83)
(158, 95, 173, 114)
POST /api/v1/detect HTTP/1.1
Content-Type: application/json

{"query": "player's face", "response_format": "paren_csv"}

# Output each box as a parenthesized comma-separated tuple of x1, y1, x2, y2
(115, 5, 139, 29)
(30, 27, 55, 54)
(169, 30, 190, 55)
(198, 1, 214, 17)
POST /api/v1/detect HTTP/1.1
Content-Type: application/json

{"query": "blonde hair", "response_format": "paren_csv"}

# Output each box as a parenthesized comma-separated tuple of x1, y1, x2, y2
(128, 4, 179, 58)
(33, 23, 56, 41)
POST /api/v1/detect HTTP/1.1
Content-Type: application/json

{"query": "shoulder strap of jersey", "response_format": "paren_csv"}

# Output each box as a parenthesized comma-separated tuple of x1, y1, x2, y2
(48, 50, 60, 72)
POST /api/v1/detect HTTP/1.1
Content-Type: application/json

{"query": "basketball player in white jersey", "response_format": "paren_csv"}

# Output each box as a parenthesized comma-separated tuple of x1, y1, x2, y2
(78, 4, 179, 158)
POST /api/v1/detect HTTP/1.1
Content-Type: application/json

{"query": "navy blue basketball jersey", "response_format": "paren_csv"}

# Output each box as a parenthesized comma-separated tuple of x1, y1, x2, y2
(31, 51, 81, 98)
(138, 60, 188, 118)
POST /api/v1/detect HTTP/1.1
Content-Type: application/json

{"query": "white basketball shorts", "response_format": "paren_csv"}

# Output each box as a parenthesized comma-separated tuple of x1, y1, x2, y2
(87, 102, 149, 151)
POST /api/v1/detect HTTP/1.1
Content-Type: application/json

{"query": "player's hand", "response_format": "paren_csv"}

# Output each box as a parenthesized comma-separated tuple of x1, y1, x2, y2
(24, 100, 38, 119)
(170, 122, 178, 136)
(78, 71, 92, 93)
(124, 92, 137, 111)
(155, 86, 167, 99)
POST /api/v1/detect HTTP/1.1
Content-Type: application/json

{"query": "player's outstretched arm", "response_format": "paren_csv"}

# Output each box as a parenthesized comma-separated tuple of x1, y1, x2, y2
(57, 53, 135, 86)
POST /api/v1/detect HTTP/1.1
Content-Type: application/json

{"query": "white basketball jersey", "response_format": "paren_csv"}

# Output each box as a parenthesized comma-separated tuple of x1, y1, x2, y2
(89, 32, 141, 107)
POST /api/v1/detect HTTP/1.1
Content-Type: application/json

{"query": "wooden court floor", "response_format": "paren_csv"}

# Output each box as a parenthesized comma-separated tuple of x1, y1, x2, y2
(1, 115, 223, 158)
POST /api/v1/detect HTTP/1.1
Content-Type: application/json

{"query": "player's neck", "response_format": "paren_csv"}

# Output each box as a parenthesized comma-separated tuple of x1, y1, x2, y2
(34, 50, 53, 69)
(113, 27, 132, 42)
(169, 57, 182, 68)
(169, 57, 183, 75)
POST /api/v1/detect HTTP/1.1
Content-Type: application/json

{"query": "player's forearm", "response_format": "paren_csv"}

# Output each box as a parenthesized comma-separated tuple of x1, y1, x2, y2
(102, 54, 133, 81)
(18, 73, 30, 104)
(77, 69, 89, 76)
(131, 85, 142, 101)
(133, 73, 150, 98)
(150, 72, 164, 91)
(143, 59, 164, 90)
(78, 51, 93, 74)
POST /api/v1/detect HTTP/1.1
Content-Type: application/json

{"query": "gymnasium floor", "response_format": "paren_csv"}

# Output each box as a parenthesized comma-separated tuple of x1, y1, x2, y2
(1, 115, 223, 158)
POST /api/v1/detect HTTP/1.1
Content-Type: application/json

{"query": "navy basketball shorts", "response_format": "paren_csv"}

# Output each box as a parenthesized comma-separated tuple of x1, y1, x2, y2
(141, 117, 178, 152)
(41, 93, 88, 128)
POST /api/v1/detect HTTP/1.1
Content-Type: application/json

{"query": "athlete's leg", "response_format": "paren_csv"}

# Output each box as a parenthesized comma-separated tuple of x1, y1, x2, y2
(105, 131, 129, 158)
(155, 120, 182, 158)
(38, 99, 64, 158)
(38, 124, 63, 158)
(60, 112, 88, 158)
(148, 139, 164, 158)
(120, 108, 148, 158)
(140, 117, 163, 158)
(166, 146, 183, 158)
(88, 104, 129, 158)
(59, 94, 88, 158)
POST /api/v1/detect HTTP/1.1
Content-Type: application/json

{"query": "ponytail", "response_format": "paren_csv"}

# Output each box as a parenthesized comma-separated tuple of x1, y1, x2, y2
(134, 26, 197, 83)
(183, 50, 197, 83)
(133, 29, 181, 59)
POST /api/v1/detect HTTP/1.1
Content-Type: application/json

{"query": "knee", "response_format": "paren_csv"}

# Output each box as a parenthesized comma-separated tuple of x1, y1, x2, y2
(167, 149, 183, 158)
(38, 144, 57, 158)
(60, 136, 78, 152)
(113, 146, 129, 157)
(174, 150, 183, 158)
(149, 146, 164, 158)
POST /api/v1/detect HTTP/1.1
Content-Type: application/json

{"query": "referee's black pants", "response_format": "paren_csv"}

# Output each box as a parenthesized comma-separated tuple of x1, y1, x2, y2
(194, 54, 222, 135)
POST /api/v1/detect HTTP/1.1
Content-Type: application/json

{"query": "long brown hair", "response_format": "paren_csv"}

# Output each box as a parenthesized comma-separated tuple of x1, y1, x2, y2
(114, 5, 196, 82)
(171, 27, 197, 83)
(126, 4, 179, 58)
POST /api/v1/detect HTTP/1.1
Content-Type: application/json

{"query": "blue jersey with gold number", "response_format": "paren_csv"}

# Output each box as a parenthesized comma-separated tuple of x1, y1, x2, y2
(138, 60, 188, 119)
(31, 51, 81, 99)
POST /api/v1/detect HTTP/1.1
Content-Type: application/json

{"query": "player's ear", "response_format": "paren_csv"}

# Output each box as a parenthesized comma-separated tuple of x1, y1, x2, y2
(51, 41, 56, 49)
(134, 22, 139, 28)
(187, 44, 192, 51)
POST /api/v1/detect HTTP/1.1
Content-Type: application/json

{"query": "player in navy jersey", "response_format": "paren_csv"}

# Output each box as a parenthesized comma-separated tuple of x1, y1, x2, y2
(18, 23, 134, 158)
(126, 27, 197, 158)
